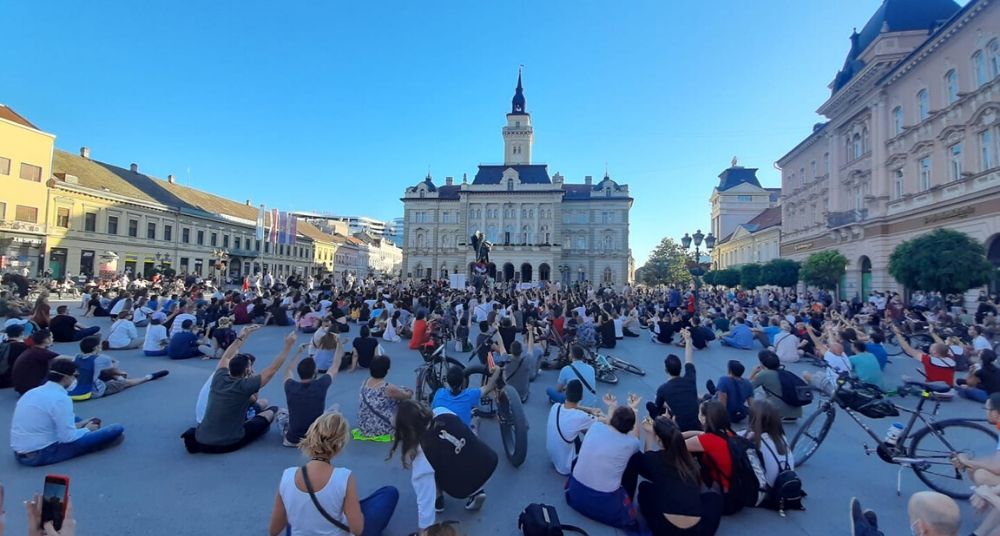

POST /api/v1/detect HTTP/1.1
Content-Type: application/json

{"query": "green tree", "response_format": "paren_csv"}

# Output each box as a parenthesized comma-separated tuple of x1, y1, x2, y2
(761, 258, 801, 288)
(888, 228, 994, 294)
(638, 238, 692, 287)
(702, 271, 717, 286)
(739, 264, 763, 289)
(800, 250, 848, 290)
(715, 268, 741, 288)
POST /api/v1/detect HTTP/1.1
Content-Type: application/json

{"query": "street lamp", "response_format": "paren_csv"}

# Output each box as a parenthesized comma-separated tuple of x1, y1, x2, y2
(680, 229, 716, 312)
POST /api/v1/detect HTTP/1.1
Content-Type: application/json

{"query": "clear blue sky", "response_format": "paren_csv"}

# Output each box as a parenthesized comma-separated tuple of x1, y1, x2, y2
(2, 0, 897, 263)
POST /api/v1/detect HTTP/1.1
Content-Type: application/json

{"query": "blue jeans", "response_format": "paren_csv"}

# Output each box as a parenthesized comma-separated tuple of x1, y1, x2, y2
(15, 424, 124, 467)
(144, 349, 168, 357)
(547, 387, 565, 404)
(564, 474, 637, 530)
(286, 486, 398, 536)
(958, 387, 988, 403)
(67, 326, 100, 342)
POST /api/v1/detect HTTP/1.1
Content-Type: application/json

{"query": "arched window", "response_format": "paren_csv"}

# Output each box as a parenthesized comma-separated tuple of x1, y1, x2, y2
(892, 106, 904, 135)
(603, 268, 613, 284)
(991, 40, 1000, 79)
(521, 225, 531, 244)
(603, 234, 613, 250)
(973, 51, 988, 88)
(503, 224, 513, 245)
(416, 232, 426, 248)
(917, 89, 929, 121)
(507, 179, 513, 191)
(945, 69, 959, 104)
(852, 133, 862, 159)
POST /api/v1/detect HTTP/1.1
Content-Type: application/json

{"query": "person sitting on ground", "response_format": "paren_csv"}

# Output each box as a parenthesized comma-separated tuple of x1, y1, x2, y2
(772, 321, 800, 363)
(10, 358, 125, 466)
(547, 345, 598, 408)
(565, 393, 643, 530)
(168, 301, 199, 338)
(720, 317, 754, 350)
(408, 310, 430, 351)
(743, 400, 794, 489)
(49, 306, 100, 343)
(383, 310, 402, 342)
(0, 324, 28, 389)
(625, 415, 724, 535)
(142, 312, 170, 357)
(749, 350, 802, 421)
(30, 294, 51, 329)
(312, 330, 343, 373)
(210, 316, 238, 359)
(295, 304, 321, 333)
(684, 401, 736, 503)
(490, 329, 536, 403)
(704, 360, 754, 424)
(350, 325, 381, 371)
(952, 392, 1000, 521)
(279, 344, 338, 447)
(105, 311, 142, 351)
(431, 365, 501, 431)
(909, 491, 962, 536)
(647, 328, 700, 432)
(650, 312, 674, 344)
(68, 335, 168, 401)
(82, 291, 110, 317)
(546, 379, 601, 476)
(959, 349, 1000, 403)
(182, 327, 292, 454)
(891, 324, 957, 387)
(167, 319, 214, 360)
(354, 355, 413, 441)
(801, 327, 854, 395)
(11, 329, 72, 396)
(268, 411, 399, 536)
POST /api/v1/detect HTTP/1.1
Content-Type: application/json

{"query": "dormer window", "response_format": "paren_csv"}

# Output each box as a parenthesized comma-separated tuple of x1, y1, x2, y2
(507, 179, 513, 191)
(419, 191, 425, 198)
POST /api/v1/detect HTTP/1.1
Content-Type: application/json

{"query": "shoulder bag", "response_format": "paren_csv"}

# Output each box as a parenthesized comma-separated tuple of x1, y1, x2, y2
(300, 464, 352, 533)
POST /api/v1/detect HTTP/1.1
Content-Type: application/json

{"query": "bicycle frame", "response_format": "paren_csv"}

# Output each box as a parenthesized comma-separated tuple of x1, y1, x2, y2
(824, 380, 940, 452)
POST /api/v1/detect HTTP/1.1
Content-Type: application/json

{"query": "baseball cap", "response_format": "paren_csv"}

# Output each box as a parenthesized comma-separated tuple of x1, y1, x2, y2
(152, 312, 167, 322)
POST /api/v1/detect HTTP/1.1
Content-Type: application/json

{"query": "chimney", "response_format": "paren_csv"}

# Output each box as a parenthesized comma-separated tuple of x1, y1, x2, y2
(130, 163, 139, 173)
(445, 176, 454, 186)
(167, 174, 175, 184)
(80, 147, 90, 160)
(584, 175, 592, 185)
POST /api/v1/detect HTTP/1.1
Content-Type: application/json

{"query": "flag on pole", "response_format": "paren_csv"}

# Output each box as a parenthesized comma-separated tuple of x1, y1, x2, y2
(255, 205, 266, 241)
(288, 214, 298, 245)
(270, 209, 279, 245)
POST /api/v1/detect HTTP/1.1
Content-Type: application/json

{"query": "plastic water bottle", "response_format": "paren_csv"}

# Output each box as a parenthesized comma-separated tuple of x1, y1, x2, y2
(884, 422, 904, 446)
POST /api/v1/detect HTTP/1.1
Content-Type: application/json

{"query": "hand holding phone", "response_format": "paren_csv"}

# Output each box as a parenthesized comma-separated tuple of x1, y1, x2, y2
(40, 475, 70, 532)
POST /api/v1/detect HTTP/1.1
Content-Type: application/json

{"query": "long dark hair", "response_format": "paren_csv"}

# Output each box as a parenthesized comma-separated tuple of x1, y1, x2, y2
(653, 417, 700, 486)
(389, 400, 433, 469)
(748, 400, 788, 455)
(981, 349, 998, 371)
(700, 400, 733, 437)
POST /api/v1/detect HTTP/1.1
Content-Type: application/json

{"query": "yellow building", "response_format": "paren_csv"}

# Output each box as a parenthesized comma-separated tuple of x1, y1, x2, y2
(0, 105, 55, 275)
(298, 221, 339, 275)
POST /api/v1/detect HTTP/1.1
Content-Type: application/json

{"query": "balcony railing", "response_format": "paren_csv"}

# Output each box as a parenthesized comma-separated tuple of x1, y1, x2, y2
(826, 209, 868, 229)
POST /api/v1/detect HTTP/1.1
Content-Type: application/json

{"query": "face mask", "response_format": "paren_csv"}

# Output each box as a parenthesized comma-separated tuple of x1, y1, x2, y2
(911, 521, 920, 536)
(66, 379, 78, 392)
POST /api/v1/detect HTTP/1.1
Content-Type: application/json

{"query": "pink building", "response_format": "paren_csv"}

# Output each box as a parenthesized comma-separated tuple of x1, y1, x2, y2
(778, 0, 1000, 298)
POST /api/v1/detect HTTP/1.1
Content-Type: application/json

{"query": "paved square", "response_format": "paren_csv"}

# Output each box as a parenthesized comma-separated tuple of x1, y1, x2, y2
(0, 303, 981, 535)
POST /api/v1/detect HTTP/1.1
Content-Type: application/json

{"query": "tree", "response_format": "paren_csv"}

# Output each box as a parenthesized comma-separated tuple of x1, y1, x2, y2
(739, 264, 763, 289)
(702, 271, 717, 286)
(761, 258, 800, 288)
(800, 250, 848, 290)
(888, 228, 994, 294)
(638, 238, 692, 287)
(715, 268, 742, 288)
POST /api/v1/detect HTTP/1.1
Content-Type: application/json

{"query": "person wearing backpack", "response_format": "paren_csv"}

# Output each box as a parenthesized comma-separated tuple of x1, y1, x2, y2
(744, 400, 803, 514)
(749, 351, 803, 421)
(684, 402, 735, 500)
(0, 324, 28, 389)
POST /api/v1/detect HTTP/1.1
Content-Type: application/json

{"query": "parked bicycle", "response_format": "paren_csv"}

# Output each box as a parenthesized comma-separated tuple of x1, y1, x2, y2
(790, 373, 996, 499)
(464, 357, 529, 467)
(545, 329, 645, 384)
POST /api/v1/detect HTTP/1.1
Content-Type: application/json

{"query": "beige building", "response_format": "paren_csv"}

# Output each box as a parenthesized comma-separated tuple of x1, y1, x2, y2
(778, 0, 1000, 298)
(401, 72, 633, 287)
(0, 105, 56, 275)
(45, 148, 319, 280)
(709, 161, 782, 269)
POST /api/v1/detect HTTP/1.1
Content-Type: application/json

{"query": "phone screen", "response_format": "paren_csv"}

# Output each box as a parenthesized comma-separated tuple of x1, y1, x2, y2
(41, 476, 68, 530)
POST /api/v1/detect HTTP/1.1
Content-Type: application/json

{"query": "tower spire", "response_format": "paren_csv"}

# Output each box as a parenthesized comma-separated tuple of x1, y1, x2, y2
(511, 65, 526, 114)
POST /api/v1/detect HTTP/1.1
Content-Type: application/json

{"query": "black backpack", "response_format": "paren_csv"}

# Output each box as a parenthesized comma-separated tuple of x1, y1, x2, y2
(760, 441, 806, 516)
(420, 413, 498, 499)
(769, 369, 814, 407)
(518, 504, 588, 536)
(720, 435, 767, 514)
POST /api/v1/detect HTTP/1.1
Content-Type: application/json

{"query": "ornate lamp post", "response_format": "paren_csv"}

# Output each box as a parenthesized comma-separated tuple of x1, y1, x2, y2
(680, 229, 716, 312)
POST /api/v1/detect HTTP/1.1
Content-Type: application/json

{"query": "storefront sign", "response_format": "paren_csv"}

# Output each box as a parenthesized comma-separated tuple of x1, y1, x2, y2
(924, 206, 974, 225)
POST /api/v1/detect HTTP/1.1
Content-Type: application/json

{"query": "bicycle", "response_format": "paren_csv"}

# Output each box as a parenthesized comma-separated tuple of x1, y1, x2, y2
(463, 358, 529, 467)
(413, 329, 468, 405)
(789, 374, 996, 499)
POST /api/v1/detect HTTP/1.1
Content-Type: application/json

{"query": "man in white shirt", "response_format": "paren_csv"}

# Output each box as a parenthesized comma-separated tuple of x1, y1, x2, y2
(169, 302, 198, 338)
(546, 380, 598, 475)
(971, 325, 993, 353)
(11, 358, 124, 466)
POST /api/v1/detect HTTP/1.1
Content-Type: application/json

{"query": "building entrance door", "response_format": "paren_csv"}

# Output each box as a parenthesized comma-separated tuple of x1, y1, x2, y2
(48, 248, 67, 279)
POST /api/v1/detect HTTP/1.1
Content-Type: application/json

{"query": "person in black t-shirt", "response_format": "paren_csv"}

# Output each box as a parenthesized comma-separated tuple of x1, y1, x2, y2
(279, 344, 338, 446)
(646, 329, 700, 432)
(350, 325, 380, 371)
(959, 349, 1000, 403)
(49, 306, 100, 342)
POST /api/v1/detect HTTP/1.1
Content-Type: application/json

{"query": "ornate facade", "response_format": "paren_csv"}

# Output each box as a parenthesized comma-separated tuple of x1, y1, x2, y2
(778, 0, 1000, 298)
(709, 161, 782, 269)
(401, 72, 633, 287)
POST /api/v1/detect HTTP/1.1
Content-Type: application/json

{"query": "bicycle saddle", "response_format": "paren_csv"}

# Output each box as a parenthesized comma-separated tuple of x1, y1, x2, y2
(903, 380, 951, 393)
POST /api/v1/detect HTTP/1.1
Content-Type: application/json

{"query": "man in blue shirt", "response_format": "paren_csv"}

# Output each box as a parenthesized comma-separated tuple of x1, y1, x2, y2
(706, 360, 754, 423)
(432, 365, 501, 428)
(720, 317, 754, 350)
(168, 319, 213, 360)
(547, 345, 598, 407)
(865, 331, 889, 370)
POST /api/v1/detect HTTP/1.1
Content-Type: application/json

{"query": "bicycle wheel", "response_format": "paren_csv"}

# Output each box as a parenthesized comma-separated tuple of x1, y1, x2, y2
(790, 404, 836, 466)
(596, 366, 618, 385)
(415, 366, 438, 404)
(607, 356, 645, 376)
(908, 419, 997, 499)
(908, 334, 934, 353)
(497, 385, 528, 467)
(463, 365, 496, 418)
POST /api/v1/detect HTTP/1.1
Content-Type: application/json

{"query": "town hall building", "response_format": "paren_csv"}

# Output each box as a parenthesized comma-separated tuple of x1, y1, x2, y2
(401, 72, 634, 287)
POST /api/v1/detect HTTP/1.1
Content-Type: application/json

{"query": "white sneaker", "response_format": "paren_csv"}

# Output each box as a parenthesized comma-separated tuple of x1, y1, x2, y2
(464, 490, 486, 511)
(274, 408, 289, 430)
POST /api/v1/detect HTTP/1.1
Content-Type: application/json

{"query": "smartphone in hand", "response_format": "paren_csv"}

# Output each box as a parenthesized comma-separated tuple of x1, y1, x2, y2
(41, 474, 70, 531)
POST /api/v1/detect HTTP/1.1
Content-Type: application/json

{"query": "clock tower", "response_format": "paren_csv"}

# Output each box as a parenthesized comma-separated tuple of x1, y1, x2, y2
(502, 67, 533, 165)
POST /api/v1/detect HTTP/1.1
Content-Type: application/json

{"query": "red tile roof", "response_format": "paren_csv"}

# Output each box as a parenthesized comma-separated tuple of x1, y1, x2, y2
(0, 105, 39, 130)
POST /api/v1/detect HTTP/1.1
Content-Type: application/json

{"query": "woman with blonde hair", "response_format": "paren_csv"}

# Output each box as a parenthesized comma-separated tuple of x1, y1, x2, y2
(269, 412, 399, 536)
